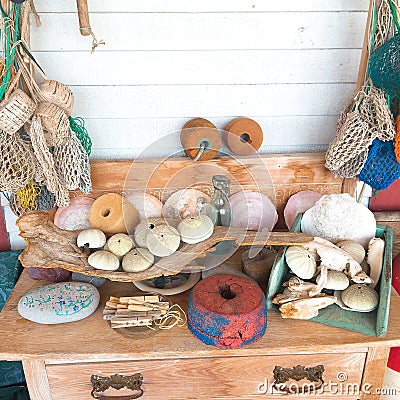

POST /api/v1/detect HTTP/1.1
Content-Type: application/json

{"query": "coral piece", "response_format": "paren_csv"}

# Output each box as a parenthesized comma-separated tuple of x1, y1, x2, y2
(367, 238, 385, 289)
(301, 194, 376, 248)
(279, 296, 336, 320)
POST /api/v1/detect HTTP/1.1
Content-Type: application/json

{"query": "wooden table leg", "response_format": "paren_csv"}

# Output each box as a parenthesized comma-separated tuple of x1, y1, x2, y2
(22, 359, 53, 400)
(361, 347, 391, 399)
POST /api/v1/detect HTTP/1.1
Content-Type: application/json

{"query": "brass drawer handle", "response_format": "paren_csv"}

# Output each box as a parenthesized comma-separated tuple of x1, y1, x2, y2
(273, 364, 325, 394)
(91, 373, 143, 399)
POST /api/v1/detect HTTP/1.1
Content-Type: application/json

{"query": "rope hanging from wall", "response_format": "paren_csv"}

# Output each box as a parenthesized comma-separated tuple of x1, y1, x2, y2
(0, 0, 94, 215)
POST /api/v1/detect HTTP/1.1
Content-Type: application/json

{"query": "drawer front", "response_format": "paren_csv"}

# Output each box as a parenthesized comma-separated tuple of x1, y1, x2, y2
(46, 352, 366, 400)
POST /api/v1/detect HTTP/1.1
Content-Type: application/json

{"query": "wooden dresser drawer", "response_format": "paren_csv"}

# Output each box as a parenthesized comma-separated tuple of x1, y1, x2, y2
(46, 352, 366, 400)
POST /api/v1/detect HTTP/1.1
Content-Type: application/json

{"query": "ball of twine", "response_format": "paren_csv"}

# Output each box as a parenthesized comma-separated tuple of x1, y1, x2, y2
(0, 89, 35, 135)
(35, 102, 70, 146)
(38, 80, 74, 116)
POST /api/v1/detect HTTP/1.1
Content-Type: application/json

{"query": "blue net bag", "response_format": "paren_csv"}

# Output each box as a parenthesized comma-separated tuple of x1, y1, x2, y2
(358, 138, 400, 190)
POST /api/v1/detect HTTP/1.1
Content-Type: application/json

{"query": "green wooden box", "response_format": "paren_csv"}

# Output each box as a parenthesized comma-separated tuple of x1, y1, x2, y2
(266, 214, 393, 337)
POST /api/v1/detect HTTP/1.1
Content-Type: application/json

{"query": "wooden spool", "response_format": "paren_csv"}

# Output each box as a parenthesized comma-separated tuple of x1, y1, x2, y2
(35, 102, 70, 146)
(0, 89, 35, 134)
(180, 118, 221, 161)
(242, 246, 277, 289)
(39, 80, 74, 116)
(224, 117, 263, 156)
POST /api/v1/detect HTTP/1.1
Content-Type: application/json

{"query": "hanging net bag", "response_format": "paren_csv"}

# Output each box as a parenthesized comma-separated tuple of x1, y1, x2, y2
(0, 130, 38, 193)
(29, 116, 70, 207)
(53, 130, 92, 194)
(325, 80, 396, 173)
(369, 0, 400, 98)
(358, 138, 400, 190)
(334, 150, 369, 178)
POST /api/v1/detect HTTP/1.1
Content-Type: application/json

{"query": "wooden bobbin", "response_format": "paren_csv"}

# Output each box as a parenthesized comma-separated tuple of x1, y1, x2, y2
(0, 89, 35, 135)
(35, 102, 70, 146)
(224, 117, 263, 156)
(180, 118, 221, 161)
(39, 80, 74, 116)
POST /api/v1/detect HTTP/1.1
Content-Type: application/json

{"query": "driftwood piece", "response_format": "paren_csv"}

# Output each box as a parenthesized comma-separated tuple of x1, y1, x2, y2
(17, 211, 313, 283)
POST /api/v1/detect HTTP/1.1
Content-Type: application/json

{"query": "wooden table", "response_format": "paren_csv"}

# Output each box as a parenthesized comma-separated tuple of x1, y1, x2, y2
(0, 269, 400, 400)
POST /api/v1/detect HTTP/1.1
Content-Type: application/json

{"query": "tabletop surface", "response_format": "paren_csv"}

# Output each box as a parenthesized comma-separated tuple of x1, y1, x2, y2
(0, 269, 400, 363)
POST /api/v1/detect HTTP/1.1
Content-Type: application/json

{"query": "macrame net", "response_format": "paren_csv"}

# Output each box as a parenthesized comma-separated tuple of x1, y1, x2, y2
(334, 150, 369, 178)
(53, 130, 92, 194)
(9, 184, 56, 217)
(369, 34, 400, 97)
(374, 0, 394, 50)
(35, 185, 56, 210)
(358, 139, 400, 190)
(29, 116, 70, 207)
(325, 81, 396, 171)
(0, 130, 37, 192)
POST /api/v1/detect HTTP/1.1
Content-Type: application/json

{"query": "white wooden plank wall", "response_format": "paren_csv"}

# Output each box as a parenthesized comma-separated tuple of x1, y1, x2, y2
(4, 0, 369, 249)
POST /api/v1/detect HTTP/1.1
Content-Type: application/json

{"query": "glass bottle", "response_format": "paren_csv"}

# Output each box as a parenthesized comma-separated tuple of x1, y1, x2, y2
(209, 175, 231, 226)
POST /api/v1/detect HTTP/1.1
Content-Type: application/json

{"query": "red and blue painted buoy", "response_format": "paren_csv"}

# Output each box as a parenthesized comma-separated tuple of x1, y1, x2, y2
(188, 274, 267, 349)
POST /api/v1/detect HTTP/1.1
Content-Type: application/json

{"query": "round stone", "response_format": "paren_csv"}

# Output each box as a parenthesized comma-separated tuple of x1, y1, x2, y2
(18, 282, 100, 324)
(72, 272, 107, 288)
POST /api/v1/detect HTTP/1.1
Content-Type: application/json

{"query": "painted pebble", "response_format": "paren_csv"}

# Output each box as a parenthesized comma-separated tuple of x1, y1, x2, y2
(18, 282, 100, 324)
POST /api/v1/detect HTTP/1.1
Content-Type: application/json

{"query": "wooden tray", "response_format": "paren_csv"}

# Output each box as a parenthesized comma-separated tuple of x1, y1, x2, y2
(17, 210, 313, 282)
(266, 214, 393, 337)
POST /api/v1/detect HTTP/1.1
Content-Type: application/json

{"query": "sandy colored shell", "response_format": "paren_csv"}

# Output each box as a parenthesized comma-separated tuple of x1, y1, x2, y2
(335, 240, 366, 264)
(177, 214, 214, 244)
(106, 233, 133, 258)
(341, 284, 379, 312)
(162, 189, 211, 220)
(316, 270, 349, 290)
(146, 224, 181, 257)
(88, 250, 120, 271)
(134, 218, 166, 248)
(285, 246, 317, 279)
(122, 248, 154, 272)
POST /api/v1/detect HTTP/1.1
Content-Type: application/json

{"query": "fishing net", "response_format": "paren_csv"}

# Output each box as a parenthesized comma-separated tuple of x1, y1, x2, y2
(16, 179, 39, 208)
(374, 0, 394, 51)
(325, 81, 396, 170)
(0, 130, 37, 192)
(325, 111, 371, 170)
(35, 185, 56, 210)
(334, 150, 368, 178)
(369, 0, 400, 97)
(29, 116, 70, 207)
(53, 130, 92, 194)
(369, 34, 400, 97)
(358, 139, 400, 190)
(69, 116, 92, 156)
(391, 95, 400, 118)
(9, 184, 56, 217)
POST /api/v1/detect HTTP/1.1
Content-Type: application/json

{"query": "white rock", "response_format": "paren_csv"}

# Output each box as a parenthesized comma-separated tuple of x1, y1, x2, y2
(301, 194, 376, 248)
(18, 282, 100, 324)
